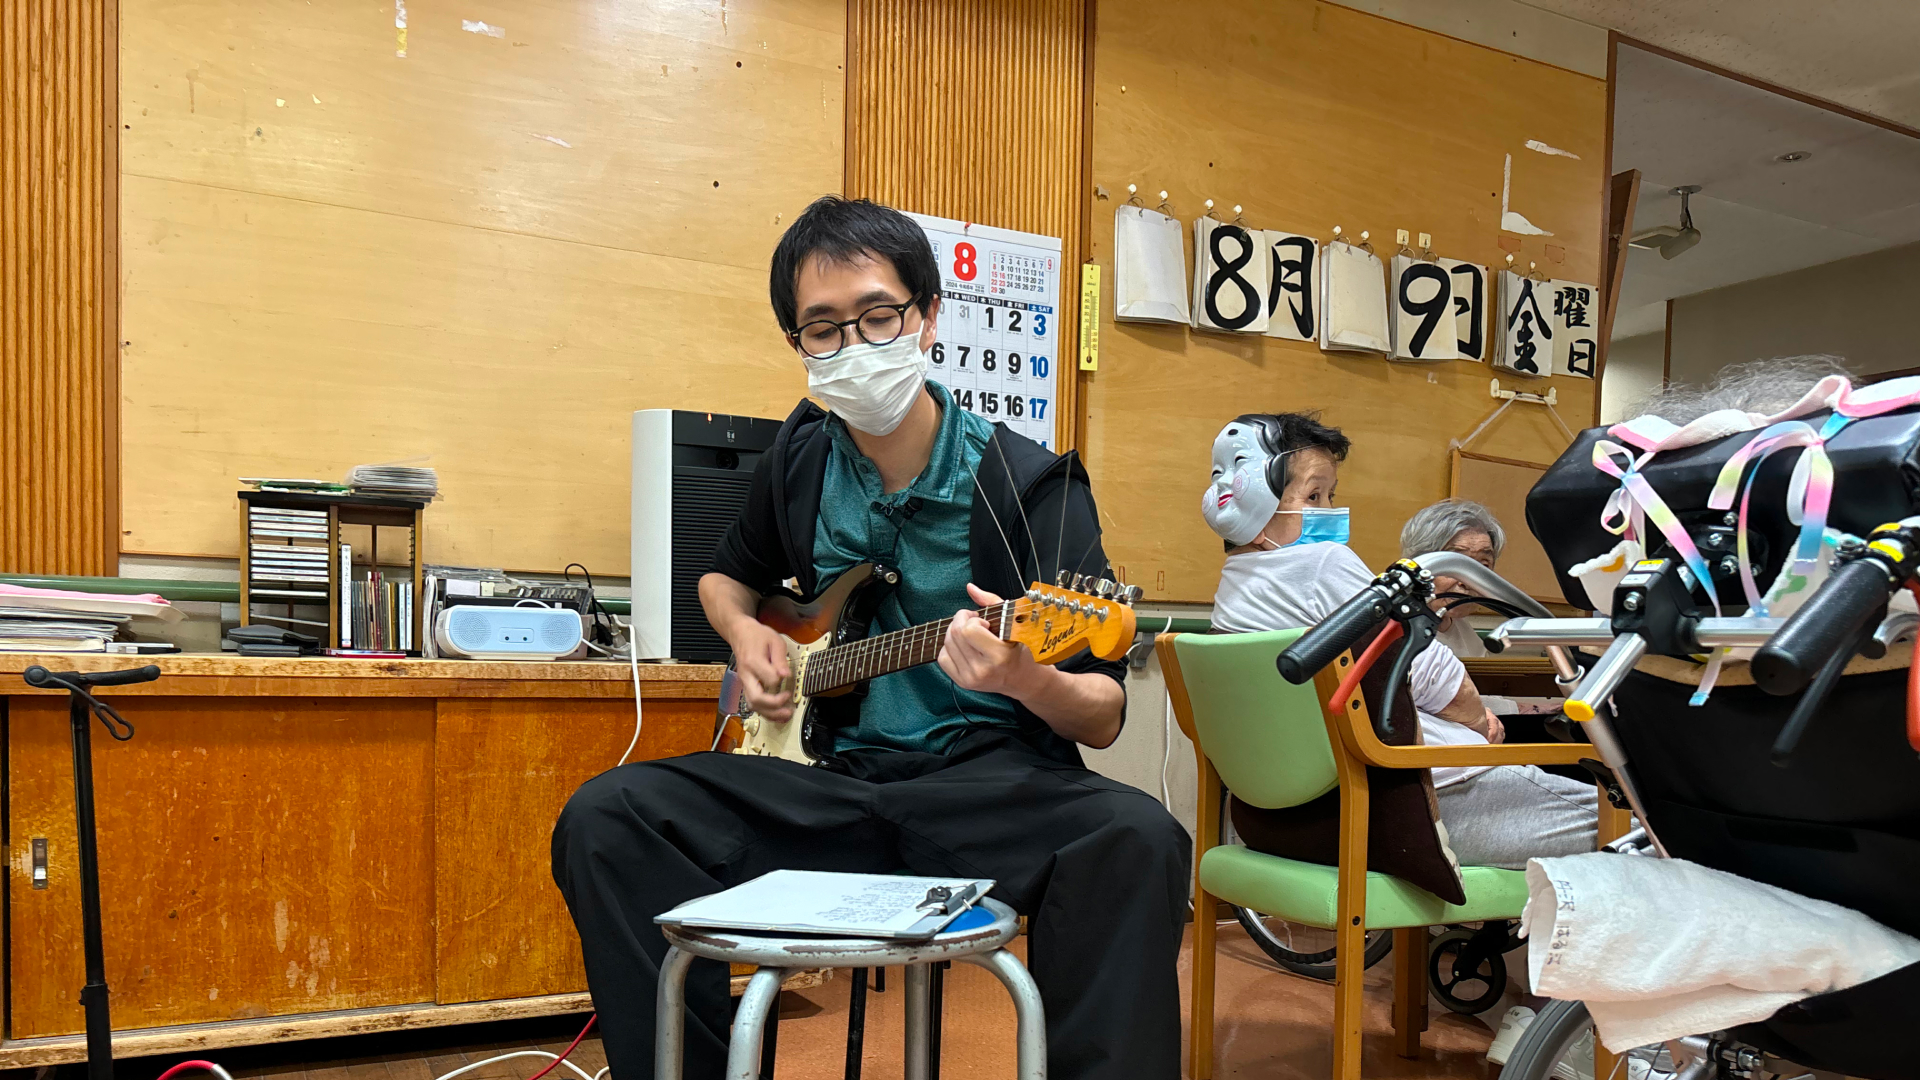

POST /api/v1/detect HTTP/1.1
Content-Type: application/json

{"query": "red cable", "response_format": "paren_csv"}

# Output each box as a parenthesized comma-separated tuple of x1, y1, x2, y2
(525, 1014, 598, 1080)
(156, 1063, 226, 1080)
(1905, 583, 1920, 753)
(1328, 620, 1404, 719)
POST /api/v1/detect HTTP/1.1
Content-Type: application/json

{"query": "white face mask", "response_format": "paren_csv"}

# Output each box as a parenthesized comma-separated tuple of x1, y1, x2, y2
(1201, 422, 1284, 546)
(804, 332, 930, 436)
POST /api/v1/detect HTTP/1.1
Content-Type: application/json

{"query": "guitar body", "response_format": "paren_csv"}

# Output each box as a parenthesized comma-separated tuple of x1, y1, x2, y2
(720, 563, 899, 764)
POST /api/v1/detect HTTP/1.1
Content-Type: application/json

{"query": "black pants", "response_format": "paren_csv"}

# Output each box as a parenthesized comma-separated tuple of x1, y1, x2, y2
(550, 732, 1192, 1080)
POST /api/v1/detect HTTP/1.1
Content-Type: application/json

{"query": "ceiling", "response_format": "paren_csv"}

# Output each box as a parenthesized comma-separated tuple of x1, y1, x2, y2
(1517, 0, 1920, 131)
(1605, 42, 1920, 339)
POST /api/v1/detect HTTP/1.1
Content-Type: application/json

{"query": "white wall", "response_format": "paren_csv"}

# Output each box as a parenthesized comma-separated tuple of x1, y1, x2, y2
(1668, 241, 1920, 385)
(1599, 329, 1666, 422)
(1082, 604, 1210, 835)
(1322, 0, 1607, 76)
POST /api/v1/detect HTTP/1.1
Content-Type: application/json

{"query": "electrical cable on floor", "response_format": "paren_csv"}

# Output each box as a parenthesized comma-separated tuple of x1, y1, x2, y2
(432, 1014, 600, 1080)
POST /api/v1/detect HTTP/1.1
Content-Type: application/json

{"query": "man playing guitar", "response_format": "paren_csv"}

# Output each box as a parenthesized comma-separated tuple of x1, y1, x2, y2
(551, 196, 1191, 1080)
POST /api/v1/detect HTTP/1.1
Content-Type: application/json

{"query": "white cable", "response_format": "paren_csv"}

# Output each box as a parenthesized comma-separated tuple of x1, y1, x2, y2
(617, 614, 643, 766)
(1156, 617, 1175, 810)
(1161, 692, 1175, 809)
(432, 1051, 597, 1080)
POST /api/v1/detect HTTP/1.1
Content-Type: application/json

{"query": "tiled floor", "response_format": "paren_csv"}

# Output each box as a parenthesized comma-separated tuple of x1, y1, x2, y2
(31, 921, 1502, 1080)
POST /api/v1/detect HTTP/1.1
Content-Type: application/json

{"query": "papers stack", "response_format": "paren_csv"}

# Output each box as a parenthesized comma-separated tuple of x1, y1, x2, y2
(347, 464, 439, 498)
(0, 608, 130, 653)
(0, 583, 182, 653)
(657, 870, 996, 939)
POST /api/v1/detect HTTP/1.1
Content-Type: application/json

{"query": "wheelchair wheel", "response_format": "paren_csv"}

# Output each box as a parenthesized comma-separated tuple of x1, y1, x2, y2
(1427, 927, 1507, 1013)
(1501, 999, 1682, 1080)
(1221, 809, 1393, 980)
(1499, 999, 1594, 1080)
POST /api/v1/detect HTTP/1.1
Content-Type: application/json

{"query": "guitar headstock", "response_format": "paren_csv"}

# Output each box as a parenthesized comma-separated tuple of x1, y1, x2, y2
(1005, 573, 1143, 664)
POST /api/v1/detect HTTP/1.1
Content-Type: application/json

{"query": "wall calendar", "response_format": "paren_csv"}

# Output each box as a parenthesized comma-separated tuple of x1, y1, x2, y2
(907, 212, 1063, 449)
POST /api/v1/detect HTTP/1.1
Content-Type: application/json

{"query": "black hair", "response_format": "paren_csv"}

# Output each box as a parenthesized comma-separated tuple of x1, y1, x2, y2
(768, 196, 940, 334)
(1235, 410, 1351, 491)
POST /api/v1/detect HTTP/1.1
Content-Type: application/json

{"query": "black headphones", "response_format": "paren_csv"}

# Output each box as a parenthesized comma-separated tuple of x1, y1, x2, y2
(1228, 413, 1290, 497)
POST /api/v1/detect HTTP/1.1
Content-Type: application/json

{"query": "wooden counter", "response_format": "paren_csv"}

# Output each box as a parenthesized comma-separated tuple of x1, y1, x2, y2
(1, 655, 723, 1065)
(1461, 655, 1562, 699)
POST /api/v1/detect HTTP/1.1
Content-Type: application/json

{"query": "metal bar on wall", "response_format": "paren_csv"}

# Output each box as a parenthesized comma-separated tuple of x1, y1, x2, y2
(844, 0, 1091, 451)
(0, 0, 120, 575)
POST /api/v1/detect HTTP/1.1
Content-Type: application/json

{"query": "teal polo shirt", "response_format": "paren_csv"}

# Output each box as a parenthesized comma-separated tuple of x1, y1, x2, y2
(812, 381, 1020, 754)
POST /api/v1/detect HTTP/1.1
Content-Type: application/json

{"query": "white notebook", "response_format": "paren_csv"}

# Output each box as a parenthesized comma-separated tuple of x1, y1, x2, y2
(657, 870, 995, 939)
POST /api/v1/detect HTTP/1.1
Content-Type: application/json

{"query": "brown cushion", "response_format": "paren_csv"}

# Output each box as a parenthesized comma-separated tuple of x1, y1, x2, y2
(1227, 631, 1467, 905)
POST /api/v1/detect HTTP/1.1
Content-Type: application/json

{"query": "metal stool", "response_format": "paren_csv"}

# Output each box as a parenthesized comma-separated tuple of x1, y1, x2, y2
(656, 897, 1044, 1080)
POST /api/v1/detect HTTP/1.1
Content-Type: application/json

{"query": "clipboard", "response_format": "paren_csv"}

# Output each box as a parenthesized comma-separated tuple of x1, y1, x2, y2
(655, 870, 997, 940)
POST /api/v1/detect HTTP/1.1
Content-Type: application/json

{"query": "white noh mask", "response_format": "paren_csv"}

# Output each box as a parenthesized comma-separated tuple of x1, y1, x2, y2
(1201, 421, 1282, 546)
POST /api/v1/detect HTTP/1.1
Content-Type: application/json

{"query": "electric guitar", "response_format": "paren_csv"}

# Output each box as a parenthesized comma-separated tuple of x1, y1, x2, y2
(716, 564, 1142, 764)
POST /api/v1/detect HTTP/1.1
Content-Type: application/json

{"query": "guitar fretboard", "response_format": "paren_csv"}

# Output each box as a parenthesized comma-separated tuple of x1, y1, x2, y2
(800, 601, 1013, 697)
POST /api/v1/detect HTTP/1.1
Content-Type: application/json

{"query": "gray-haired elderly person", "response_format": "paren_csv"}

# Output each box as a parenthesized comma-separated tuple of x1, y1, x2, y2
(1400, 498, 1506, 659)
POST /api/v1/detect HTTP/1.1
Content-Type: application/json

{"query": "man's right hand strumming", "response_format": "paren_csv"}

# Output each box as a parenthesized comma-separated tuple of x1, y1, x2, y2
(700, 572, 794, 722)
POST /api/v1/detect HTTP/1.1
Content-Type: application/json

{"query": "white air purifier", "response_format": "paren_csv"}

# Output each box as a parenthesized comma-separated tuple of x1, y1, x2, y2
(630, 409, 780, 661)
(434, 605, 586, 661)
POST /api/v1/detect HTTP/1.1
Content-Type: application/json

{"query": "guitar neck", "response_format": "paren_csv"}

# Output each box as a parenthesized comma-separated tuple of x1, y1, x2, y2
(800, 602, 1011, 697)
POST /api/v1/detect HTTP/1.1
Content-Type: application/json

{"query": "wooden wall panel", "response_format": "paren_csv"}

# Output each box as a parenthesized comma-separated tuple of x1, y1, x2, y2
(0, 0, 119, 575)
(845, 0, 1091, 450)
(1087, 0, 1605, 601)
(7, 696, 436, 1037)
(433, 697, 711, 1004)
(117, 0, 845, 573)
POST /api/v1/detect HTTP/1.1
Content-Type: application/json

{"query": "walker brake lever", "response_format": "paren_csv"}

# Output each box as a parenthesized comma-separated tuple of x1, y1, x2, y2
(1376, 605, 1441, 740)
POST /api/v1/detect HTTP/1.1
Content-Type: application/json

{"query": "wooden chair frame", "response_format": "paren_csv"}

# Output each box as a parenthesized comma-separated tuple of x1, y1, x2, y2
(1159, 634, 1609, 1080)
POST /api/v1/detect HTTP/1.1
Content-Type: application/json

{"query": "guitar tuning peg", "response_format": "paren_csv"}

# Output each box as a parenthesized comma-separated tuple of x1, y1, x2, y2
(1095, 579, 1116, 598)
(1056, 569, 1071, 587)
(1122, 584, 1144, 605)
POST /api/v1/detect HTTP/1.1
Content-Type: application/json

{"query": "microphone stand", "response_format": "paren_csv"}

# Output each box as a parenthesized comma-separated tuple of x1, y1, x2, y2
(23, 664, 162, 1080)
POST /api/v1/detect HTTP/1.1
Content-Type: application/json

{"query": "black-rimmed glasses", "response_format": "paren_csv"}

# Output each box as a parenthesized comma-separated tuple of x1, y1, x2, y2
(791, 302, 916, 360)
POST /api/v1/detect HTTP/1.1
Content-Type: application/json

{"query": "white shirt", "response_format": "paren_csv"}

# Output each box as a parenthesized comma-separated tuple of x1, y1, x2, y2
(1437, 618, 1488, 658)
(1212, 542, 1492, 787)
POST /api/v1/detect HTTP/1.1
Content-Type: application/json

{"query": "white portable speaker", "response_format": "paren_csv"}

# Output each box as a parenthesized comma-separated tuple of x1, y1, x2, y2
(434, 605, 586, 661)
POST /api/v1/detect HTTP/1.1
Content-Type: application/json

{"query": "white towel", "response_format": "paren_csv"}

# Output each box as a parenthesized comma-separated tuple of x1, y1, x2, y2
(1520, 853, 1920, 1051)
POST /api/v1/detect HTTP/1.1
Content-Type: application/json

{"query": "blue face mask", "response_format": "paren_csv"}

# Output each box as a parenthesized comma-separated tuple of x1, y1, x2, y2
(1272, 507, 1350, 546)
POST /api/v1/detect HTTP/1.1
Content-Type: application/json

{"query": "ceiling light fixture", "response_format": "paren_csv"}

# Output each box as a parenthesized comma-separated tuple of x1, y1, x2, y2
(1628, 185, 1703, 260)
(1774, 150, 1813, 163)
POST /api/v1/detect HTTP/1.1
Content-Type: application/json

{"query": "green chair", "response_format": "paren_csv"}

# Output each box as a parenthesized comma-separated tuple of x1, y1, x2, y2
(1158, 629, 1592, 1080)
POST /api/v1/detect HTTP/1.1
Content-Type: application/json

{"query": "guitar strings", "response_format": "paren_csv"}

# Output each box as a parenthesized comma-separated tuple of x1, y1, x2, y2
(805, 598, 1022, 693)
(989, 433, 1044, 584)
(967, 455, 1031, 596)
(804, 594, 1110, 694)
(1054, 461, 1073, 586)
